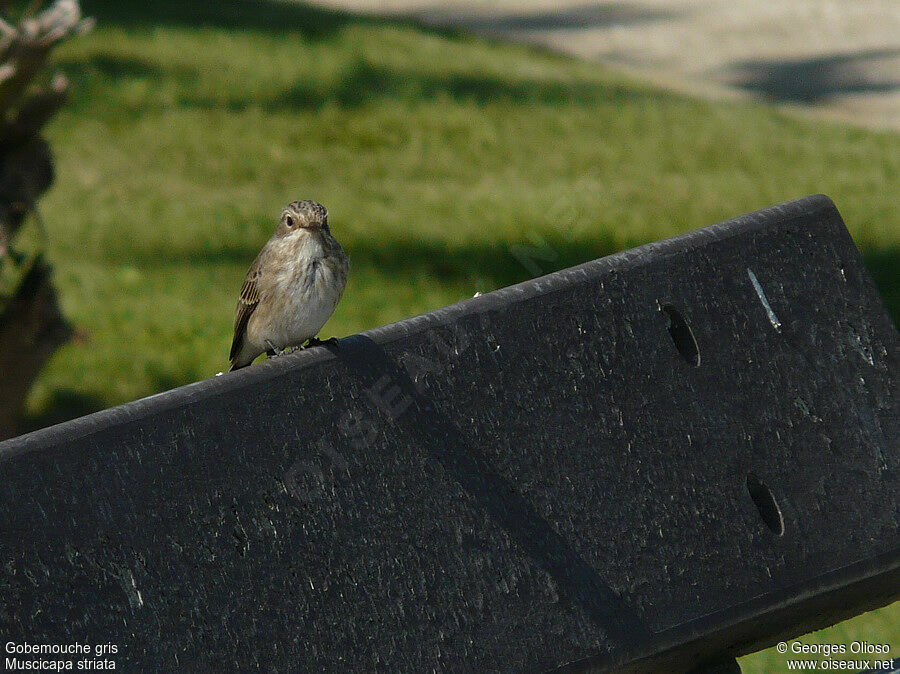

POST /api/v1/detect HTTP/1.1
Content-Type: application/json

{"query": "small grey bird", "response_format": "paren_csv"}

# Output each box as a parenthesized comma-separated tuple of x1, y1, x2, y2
(229, 200, 349, 370)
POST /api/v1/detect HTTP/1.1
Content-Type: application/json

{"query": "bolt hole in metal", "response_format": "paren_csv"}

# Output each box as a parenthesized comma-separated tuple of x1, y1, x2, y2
(662, 305, 700, 366)
(746, 473, 784, 536)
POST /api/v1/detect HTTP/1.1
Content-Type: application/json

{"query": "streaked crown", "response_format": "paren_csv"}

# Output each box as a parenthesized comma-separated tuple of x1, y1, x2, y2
(282, 200, 328, 229)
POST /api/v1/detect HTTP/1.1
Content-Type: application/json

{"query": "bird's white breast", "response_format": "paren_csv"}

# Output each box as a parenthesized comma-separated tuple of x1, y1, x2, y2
(254, 232, 346, 349)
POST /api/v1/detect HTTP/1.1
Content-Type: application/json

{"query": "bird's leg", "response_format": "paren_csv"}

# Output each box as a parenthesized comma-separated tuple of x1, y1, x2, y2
(265, 340, 284, 358)
(305, 336, 338, 348)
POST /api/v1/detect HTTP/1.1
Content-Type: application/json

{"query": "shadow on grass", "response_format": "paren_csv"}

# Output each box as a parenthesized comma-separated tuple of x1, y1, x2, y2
(19, 389, 106, 435)
(62, 0, 668, 115)
(81, 0, 460, 41)
(80, 0, 679, 43)
(348, 234, 621, 288)
(724, 49, 899, 104)
(18, 367, 214, 436)
(274, 59, 648, 111)
(462, 3, 678, 31)
(146, 361, 210, 394)
(56, 51, 658, 115)
(62, 54, 169, 79)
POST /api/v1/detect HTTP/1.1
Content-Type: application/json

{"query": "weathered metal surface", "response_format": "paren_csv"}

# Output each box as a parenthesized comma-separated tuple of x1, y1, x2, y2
(0, 195, 896, 672)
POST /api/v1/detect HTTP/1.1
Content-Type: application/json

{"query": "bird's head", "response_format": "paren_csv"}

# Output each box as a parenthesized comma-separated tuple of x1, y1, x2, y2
(276, 200, 329, 237)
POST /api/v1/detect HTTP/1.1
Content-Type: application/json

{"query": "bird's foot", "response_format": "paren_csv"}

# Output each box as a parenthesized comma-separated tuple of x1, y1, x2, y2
(305, 336, 338, 348)
(265, 340, 284, 358)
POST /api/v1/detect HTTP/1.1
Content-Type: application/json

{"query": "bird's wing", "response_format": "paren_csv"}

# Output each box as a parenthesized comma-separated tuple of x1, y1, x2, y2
(230, 253, 264, 363)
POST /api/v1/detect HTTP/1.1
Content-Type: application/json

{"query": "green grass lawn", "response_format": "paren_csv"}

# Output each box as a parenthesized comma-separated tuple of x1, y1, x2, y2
(20, 0, 900, 668)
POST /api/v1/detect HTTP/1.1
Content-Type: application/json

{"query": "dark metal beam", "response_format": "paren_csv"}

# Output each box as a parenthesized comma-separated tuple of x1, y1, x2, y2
(1, 195, 896, 672)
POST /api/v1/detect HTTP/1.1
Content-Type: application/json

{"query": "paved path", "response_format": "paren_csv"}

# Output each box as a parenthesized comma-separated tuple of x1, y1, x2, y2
(312, 0, 900, 130)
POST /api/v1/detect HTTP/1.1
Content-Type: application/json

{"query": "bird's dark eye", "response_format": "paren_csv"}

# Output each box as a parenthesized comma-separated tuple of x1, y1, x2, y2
(285, 216, 294, 227)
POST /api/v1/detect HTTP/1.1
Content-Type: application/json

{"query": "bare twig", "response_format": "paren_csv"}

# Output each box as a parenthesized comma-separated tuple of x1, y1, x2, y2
(0, 0, 90, 110)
